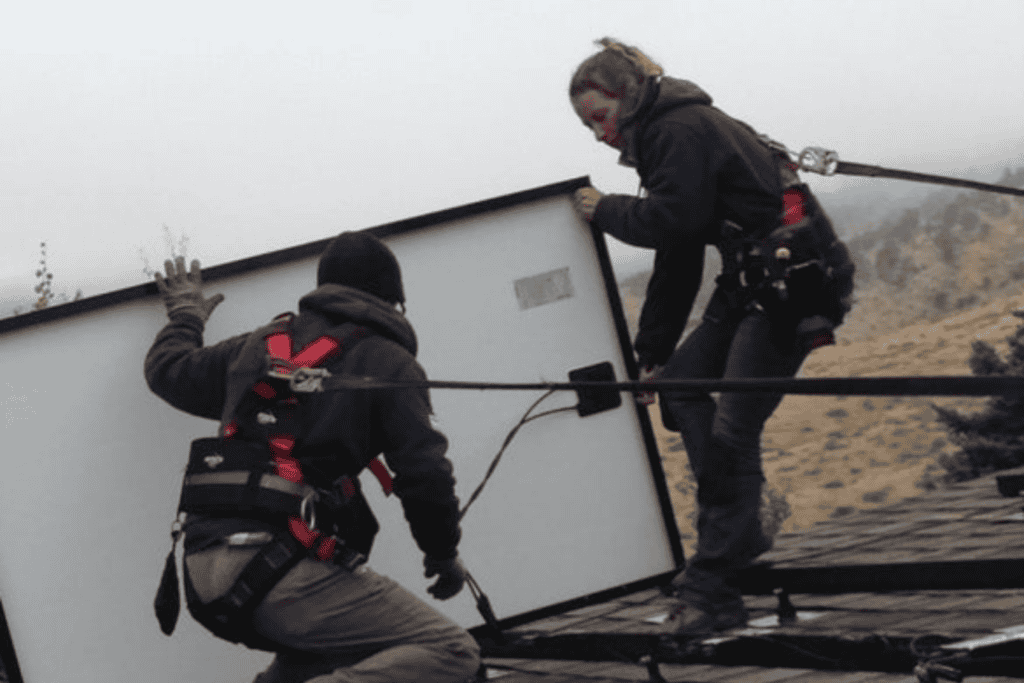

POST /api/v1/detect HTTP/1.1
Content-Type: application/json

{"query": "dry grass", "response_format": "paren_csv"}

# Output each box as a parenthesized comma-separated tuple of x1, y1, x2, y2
(625, 288, 1024, 556)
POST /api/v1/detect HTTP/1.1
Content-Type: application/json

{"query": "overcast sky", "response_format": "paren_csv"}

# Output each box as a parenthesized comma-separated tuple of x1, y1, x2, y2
(1, 0, 1022, 312)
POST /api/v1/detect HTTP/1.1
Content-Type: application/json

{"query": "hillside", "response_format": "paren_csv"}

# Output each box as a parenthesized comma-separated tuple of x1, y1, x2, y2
(841, 168, 1024, 337)
(618, 174, 1024, 555)
(637, 292, 1024, 556)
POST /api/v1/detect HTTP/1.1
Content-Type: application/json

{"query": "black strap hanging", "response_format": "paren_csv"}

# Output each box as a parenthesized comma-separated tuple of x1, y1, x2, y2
(154, 513, 184, 635)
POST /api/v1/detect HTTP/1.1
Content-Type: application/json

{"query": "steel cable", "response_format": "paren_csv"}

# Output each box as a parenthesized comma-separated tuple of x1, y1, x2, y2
(299, 373, 1024, 397)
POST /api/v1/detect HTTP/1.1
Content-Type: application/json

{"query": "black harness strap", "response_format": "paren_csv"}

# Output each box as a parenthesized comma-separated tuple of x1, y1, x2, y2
(713, 138, 853, 329)
(183, 529, 307, 652)
(177, 438, 317, 521)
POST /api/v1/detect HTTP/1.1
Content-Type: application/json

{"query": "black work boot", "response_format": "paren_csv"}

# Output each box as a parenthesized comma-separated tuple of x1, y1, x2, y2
(671, 598, 749, 635)
(672, 470, 767, 635)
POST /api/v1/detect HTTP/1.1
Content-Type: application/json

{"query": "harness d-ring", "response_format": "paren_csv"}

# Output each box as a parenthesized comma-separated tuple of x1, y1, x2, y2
(299, 491, 318, 532)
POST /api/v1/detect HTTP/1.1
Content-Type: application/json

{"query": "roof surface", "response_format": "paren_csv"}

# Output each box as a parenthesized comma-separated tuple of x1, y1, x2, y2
(480, 467, 1024, 681)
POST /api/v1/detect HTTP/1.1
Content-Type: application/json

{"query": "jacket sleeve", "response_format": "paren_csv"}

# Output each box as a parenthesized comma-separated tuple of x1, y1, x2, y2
(634, 245, 705, 368)
(144, 312, 250, 420)
(592, 119, 717, 249)
(376, 359, 461, 560)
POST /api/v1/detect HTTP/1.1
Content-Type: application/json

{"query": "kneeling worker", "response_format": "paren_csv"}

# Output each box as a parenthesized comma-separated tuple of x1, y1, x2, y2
(146, 231, 481, 683)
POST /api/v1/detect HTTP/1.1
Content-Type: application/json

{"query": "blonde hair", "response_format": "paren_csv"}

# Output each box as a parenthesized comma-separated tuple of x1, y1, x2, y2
(569, 38, 664, 101)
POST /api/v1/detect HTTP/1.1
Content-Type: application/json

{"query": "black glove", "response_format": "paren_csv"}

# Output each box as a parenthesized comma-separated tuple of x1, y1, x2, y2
(424, 555, 467, 600)
(637, 364, 663, 406)
(155, 256, 224, 323)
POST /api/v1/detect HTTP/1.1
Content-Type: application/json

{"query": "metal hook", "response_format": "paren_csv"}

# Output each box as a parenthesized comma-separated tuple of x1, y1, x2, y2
(299, 491, 319, 531)
(169, 512, 185, 543)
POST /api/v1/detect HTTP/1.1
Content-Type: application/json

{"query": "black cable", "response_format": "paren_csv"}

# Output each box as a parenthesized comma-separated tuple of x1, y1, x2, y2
(910, 634, 960, 658)
(456, 390, 578, 640)
(459, 390, 569, 520)
(522, 406, 580, 423)
(312, 373, 1024, 397)
(739, 635, 850, 668)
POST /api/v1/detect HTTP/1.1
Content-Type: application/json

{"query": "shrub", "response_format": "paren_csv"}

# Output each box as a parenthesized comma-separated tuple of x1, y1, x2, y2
(933, 310, 1024, 482)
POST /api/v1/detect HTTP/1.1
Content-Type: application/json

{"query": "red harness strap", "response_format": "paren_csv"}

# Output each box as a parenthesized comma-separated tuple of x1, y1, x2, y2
(265, 328, 394, 495)
(368, 459, 394, 495)
(226, 323, 394, 561)
(262, 331, 342, 560)
(781, 187, 806, 226)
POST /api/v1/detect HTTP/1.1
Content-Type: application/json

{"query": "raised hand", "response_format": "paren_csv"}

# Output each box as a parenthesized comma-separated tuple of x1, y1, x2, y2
(155, 257, 225, 323)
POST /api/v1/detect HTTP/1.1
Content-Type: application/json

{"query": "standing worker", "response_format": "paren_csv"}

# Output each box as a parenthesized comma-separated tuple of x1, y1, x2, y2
(568, 39, 854, 634)
(146, 231, 481, 682)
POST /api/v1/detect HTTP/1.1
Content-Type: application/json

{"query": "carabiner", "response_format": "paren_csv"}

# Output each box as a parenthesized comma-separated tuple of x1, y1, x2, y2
(290, 367, 330, 393)
(299, 491, 319, 532)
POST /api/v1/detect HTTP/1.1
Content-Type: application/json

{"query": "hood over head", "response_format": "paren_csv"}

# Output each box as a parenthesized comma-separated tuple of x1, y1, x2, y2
(616, 76, 714, 167)
(299, 284, 418, 356)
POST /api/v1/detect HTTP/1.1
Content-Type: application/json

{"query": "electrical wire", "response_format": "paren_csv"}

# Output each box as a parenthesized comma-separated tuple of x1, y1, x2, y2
(459, 390, 577, 520)
(522, 406, 580, 424)
(455, 390, 579, 639)
(738, 635, 850, 668)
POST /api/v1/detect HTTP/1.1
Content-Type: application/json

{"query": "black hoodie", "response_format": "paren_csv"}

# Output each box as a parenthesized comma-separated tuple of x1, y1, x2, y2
(145, 284, 461, 560)
(593, 77, 788, 367)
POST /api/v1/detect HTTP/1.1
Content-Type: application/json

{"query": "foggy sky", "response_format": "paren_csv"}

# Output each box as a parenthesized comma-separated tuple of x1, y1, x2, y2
(2, 0, 1022, 311)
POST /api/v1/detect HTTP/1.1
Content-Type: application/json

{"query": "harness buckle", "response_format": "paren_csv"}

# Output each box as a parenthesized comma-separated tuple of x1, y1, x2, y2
(227, 531, 275, 546)
(332, 540, 367, 571)
(267, 356, 298, 381)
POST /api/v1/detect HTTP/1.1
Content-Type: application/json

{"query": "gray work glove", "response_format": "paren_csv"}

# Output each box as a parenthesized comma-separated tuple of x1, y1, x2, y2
(572, 187, 603, 223)
(424, 555, 467, 600)
(154, 257, 225, 323)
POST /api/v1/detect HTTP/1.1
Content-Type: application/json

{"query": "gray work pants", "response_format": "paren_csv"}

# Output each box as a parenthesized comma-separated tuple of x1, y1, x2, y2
(660, 289, 809, 610)
(185, 545, 481, 683)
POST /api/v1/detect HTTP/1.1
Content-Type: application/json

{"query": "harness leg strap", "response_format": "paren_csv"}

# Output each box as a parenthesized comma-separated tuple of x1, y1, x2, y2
(188, 530, 307, 650)
(223, 531, 304, 611)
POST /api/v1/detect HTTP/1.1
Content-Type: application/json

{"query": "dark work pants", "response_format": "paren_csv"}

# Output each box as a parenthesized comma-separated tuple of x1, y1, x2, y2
(660, 289, 809, 610)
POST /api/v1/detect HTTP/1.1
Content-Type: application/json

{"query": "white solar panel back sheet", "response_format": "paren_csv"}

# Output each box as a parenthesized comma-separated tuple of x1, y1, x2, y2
(0, 187, 676, 682)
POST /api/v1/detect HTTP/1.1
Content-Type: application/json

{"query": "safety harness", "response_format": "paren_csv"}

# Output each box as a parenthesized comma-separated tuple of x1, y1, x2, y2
(715, 136, 854, 348)
(156, 312, 395, 651)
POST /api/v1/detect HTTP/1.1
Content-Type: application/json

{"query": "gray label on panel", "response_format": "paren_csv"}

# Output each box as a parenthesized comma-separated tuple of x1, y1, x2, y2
(514, 267, 575, 310)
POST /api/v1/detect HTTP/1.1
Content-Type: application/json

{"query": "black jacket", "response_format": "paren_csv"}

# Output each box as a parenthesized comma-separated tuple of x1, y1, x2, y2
(145, 284, 461, 560)
(593, 78, 791, 367)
